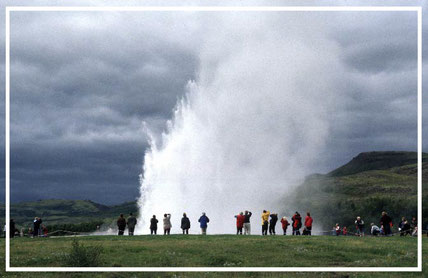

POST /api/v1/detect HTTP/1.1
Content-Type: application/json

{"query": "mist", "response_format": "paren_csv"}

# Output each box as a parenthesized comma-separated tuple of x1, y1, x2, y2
(136, 12, 349, 234)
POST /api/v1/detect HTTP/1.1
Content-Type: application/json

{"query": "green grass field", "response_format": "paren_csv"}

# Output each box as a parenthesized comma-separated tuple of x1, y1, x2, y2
(0, 235, 426, 277)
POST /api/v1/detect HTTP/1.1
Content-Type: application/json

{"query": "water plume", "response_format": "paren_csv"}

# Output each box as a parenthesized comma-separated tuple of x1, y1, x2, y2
(137, 13, 340, 234)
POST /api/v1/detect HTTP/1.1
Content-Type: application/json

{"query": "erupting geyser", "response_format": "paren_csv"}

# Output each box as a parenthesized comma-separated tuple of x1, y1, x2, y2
(136, 13, 341, 234)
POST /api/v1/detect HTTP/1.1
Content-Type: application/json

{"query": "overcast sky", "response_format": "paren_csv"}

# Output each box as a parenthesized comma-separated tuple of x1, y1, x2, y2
(1, 0, 427, 205)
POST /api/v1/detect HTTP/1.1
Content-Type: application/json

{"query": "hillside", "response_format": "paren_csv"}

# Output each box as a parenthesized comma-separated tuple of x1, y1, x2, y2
(2, 199, 138, 230)
(328, 151, 428, 177)
(286, 151, 427, 232)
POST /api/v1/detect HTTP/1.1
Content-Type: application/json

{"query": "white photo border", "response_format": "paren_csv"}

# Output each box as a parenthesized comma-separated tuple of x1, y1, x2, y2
(4, 5, 423, 272)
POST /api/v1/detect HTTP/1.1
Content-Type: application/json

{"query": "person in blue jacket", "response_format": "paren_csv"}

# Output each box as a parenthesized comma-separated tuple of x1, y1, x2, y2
(198, 212, 210, 235)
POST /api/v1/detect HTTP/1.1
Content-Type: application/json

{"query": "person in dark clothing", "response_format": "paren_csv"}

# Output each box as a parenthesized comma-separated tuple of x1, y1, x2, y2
(181, 213, 191, 234)
(150, 215, 158, 235)
(33, 217, 41, 238)
(127, 213, 137, 236)
(269, 213, 278, 235)
(10, 219, 15, 238)
(380, 211, 392, 236)
(243, 211, 252, 235)
(117, 214, 127, 236)
(292, 212, 302, 235)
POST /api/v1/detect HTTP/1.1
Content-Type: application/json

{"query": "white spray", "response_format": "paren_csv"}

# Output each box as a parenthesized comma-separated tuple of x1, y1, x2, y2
(137, 13, 342, 234)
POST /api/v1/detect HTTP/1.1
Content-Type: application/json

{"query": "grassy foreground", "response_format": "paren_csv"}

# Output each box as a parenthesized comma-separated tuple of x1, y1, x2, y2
(0, 234, 426, 277)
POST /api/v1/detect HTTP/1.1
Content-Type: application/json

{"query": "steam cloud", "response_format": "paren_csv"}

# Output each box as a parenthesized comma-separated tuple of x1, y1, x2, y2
(137, 12, 345, 234)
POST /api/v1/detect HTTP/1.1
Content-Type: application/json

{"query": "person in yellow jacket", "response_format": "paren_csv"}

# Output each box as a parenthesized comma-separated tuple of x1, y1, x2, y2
(261, 210, 270, 235)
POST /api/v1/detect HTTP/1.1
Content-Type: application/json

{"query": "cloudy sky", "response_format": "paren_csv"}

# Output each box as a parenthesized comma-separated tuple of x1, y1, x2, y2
(1, 0, 427, 205)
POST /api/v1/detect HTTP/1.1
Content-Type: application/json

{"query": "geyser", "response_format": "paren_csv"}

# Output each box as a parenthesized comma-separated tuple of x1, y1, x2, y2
(137, 13, 342, 234)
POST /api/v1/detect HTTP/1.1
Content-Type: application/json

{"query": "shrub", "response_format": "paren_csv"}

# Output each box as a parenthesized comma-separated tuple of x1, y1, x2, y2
(61, 239, 103, 267)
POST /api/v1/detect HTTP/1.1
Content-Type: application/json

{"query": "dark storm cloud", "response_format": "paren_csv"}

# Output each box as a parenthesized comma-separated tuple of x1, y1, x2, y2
(0, 1, 427, 204)
(6, 11, 199, 204)
(10, 141, 146, 204)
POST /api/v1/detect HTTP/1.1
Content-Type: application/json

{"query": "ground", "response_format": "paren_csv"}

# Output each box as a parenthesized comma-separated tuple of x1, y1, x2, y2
(0, 234, 426, 277)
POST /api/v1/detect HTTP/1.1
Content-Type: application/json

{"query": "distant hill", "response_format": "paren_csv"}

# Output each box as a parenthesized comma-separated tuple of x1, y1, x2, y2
(286, 151, 427, 232)
(328, 151, 428, 177)
(1, 199, 138, 229)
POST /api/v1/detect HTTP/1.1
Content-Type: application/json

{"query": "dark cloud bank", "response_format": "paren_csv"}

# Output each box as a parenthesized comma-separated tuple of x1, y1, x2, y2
(0, 2, 426, 205)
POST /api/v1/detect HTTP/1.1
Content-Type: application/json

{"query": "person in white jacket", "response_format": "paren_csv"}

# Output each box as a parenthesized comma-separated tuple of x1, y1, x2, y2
(163, 213, 172, 235)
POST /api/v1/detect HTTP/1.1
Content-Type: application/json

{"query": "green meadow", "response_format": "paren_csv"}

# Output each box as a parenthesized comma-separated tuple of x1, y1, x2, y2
(0, 234, 425, 277)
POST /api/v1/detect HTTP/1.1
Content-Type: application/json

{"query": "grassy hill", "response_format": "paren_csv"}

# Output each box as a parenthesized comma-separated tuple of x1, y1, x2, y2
(286, 151, 427, 233)
(328, 151, 428, 177)
(2, 199, 138, 231)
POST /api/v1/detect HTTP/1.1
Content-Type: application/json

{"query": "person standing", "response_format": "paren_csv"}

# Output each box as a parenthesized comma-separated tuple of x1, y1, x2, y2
(243, 211, 252, 235)
(198, 212, 210, 235)
(269, 213, 278, 235)
(181, 213, 191, 234)
(235, 212, 245, 235)
(10, 219, 16, 238)
(127, 213, 137, 236)
(304, 212, 313, 236)
(163, 213, 172, 235)
(354, 216, 365, 236)
(380, 211, 392, 236)
(335, 223, 341, 236)
(261, 210, 270, 235)
(117, 214, 127, 236)
(292, 212, 302, 235)
(33, 217, 41, 238)
(37, 218, 43, 237)
(150, 215, 158, 235)
(411, 217, 417, 236)
(280, 216, 290, 235)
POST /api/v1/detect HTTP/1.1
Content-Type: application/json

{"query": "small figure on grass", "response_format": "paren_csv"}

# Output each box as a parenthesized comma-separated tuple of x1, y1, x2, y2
(163, 213, 172, 235)
(150, 215, 158, 235)
(269, 213, 278, 235)
(243, 211, 252, 235)
(117, 214, 126, 236)
(181, 213, 190, 234)
(198, 212, 210, 235)
(304, 212, 313, 236)
(127, 213, 137, 236)
(235, 212, 245, 235)
(280, 216, 290, 235)
(261, 210, 270, 235)
(354, 216, 365, 237)
(292, 212, 302, 235)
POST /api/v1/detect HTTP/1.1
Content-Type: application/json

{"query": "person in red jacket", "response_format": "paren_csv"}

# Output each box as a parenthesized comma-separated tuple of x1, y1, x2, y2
(304, 212, 313, 236)
(280, 216, 290, 235)
(235, 212, 245, 235)
(292, 212, 302, 235)
(342, 226, 348, 236)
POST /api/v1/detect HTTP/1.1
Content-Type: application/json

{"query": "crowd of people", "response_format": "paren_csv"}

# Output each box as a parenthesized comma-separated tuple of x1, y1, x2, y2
(145, 212, 210, 235)
(118, 210, 314, 236)
(333, 212, 418, 237)
(5, 210, 419, 238)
